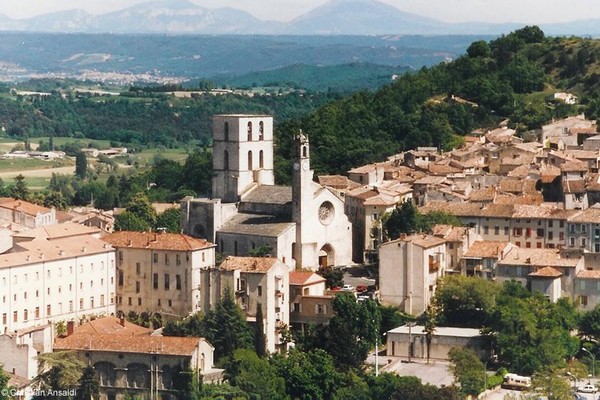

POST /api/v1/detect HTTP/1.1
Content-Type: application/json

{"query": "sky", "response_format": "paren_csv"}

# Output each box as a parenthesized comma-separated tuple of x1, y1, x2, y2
(0, 0, 599, 24)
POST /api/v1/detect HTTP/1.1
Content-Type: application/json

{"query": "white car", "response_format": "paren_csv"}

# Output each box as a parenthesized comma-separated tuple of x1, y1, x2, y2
(577, 383, 598, 393)
(341, 284, 355, 291)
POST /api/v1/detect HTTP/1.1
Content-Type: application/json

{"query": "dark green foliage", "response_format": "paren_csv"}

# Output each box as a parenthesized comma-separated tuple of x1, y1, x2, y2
(254, 304, 266, 358)
(75, 151, 87, 179)
(325, 293, 381, 369)
(225, 349, 287, 400)
(448, 347, 486, 397)
(317, 266, 344, 289)
(379, 305, 414, 340)
(381, 201, 461, 240)
(0, 368, 9, 400)
(163, 288, 253, 361)
(366, 374, 460, 400)
(114, 211, 151, 232)
(580, 304, 600, 340)
(248, 245, 273, 257)
(155, 207, 181, 233)
(434, 275, 500, 327)
(75, 366, 99, 400)
(43, 191, 68, 210)
(33, 352, 84, 400)
(11, 174, 29, 200)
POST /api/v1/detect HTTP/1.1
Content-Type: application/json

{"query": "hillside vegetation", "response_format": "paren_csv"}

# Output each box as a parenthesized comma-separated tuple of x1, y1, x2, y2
(274, 26, 600, 181)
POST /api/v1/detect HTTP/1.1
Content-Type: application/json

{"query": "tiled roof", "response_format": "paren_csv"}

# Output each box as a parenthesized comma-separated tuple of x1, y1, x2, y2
(498, 248, 579, 267)
(12, 222, 100, 240)
(528, 266, 562, 278)
(103, 231, 214, 251)
(219, 256, 279, 273)
(404, 234, 446, 249)
(498, 179, 525, 194)
(318, 175, 354, 189)
(563, 179, 586, 194)
(55, 334, 204, 356)
(577, 270, 600, 279)
(241, 185, 292, 205)
(469, 187, 496, 202)
(568, 206, 600, 223)
(463, 241, 509, 258)
(0, 199, 52, 216)
(289, 271, 325, 286)
(218, 212, 295, 237)
(419, 201, 483, 217)
(74, 316, 152, 336)
(431, 224, 468, 241)
(586, 174, 600, 191)
(561, 160, 588, 172)
(512, 204, 565, 219)
(479, 204, 514, 218)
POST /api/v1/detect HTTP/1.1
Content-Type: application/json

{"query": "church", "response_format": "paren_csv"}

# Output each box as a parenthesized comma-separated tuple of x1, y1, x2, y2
(181, 114, 352, 270)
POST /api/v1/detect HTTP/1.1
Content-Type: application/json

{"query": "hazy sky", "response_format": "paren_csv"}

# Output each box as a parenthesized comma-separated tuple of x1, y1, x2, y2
(0, 0, 599, 24)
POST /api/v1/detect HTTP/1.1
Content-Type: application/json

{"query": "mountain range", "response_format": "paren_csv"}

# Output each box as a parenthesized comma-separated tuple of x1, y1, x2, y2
(0, 0, 599, 36)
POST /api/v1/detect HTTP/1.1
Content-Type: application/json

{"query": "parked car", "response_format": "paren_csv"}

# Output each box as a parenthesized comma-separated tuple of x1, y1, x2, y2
(341, 284, 355, 291)
(356, 285, 368, 293)
(577, 383, 598, 393)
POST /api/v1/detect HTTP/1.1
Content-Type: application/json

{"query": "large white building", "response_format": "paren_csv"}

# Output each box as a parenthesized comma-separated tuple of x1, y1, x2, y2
(182, 115, 352, 270)
(0, 224, 116, 334)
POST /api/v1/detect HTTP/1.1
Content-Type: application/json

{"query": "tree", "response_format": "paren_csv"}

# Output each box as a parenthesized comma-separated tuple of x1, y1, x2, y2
(33, 352, 84, 400)
(254, 304, 266, 357)
(114, 211, 151, 232)
(317, 266, 344, 289)
(225, 349, 286, 400)
(433, 275, 500, 327)
(75, 151, 87, 180)
(580, 304, 600, 341)
(0, 368, 10, 400)
(125, 192, 156, 227)
(11, 174, 29, 200)
(43, 191, 68, 210)
(532, 367, 572, 400)
(467, 40, 492, 58)
(422, 305, 437, 364)
(155, 207, 181, 233)
(325, 293, 381, 369)
(448, 347, 486, 397)
(75, 366, 99, 400)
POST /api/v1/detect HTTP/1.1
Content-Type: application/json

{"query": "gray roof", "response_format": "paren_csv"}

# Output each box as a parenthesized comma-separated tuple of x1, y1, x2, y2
(219, 212, 295, 237)
(241, 185, 292, 205)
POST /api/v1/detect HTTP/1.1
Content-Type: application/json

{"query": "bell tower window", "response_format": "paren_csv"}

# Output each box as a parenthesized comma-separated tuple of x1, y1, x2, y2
(259, 150, 264, 168)
(247, 122, 253, 141)
(248, 151, 253, 171)
(224, 122, 229, 141)
(259, 121, 264, 140)
(224, 150, 229, 170)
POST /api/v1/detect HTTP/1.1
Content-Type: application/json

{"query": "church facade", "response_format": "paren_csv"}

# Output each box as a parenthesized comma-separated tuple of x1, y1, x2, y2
(181, 114, 352, 270)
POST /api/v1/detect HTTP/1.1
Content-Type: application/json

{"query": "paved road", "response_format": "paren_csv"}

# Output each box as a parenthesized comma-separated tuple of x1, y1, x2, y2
(484, 387, 596, 399)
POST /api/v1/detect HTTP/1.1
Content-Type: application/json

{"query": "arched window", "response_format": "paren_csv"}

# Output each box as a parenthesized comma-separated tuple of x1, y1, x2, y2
(247, 121, 253, 141)
(248, 150, 253, 170)
(302, 146, 307, 158)
(224, 121, 229, 141)
(223, 150, 229, 170)
(259, 121, 264, 140)
(259, 150, 264, 168)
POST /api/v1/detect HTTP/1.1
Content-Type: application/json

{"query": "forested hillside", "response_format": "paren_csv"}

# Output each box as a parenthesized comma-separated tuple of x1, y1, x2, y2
(274, 26, 600, 181)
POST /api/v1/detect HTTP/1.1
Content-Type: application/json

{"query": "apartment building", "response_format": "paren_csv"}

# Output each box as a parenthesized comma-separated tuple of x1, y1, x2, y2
(103, 231, 216, 317)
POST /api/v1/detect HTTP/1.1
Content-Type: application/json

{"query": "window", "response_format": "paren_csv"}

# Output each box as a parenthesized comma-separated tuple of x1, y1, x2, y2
(90, 297, 94, 308)
(247, 121, 252, 140)
(13, 311, 17, 323)
(560, 220, 565, 228)
(136, 263, 141, 274)
(248, 150, 253, 171)
(46, 305, 51, 317)
(1, 313, 5, 324)
(80, 298, 84, 310)
(257, 285, 262, 297)
(536, 228, 544, 238)
(176, 275, 181, 290)
(570, 225, 575, 233)
(526, 242, 531, 248)
(176, 254, 181, 266)
(513, 228, 523, 236)
(549, 220, 554, 228)
(504, 226, 509, 236)
(136, 281, 140, 294)
(165, 254, 169, 265)
(47, 270, 51, 278)
(526, 228, 532, 238)
(35, 307, 40, 318)
(68, 302, 73, 313)
(138, 298, 142, 306)
(23, 309, 28, 321)
(153, 273, 159, 289)
(153, 253, 158, 263)
(483, 226, 489, 234)
(119, 251, 123, 261)
(316, 304, 326, 314)
(583, 225, 588, 233)
(259, 121, 264, 140)
(292, 303, 301, 312)
(168, 299, 172, 307)
(581, 296, 588, 306)
(570, 237, 575, 247)
(559, 232, 564, 241)
(536, 242, 542, 248)
(224, 150, 229, 170)
(164, 274, 170, 290)
(494, 226, 500, 235)
(548, 231, 554, 240)
(118, 270, 123, 286)
(259, 150, 264, 168)
(158, 299, 161, 307)
(582, 238, 587, 247)
(128, 297, 132, 306)
(224, 121, 229, 141)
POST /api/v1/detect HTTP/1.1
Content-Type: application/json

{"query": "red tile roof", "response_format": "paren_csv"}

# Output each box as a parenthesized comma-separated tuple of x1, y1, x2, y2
(289, 271, 325, 286)
(103, 231, 214, 251)
(528, 266, 562, 278)
(74, 316, 152, 336)
(55, 334, 204, 356)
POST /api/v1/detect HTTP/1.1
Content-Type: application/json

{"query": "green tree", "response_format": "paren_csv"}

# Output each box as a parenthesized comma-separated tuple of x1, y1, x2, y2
(33, 352, 84, 400)
(43, 191, 68, 210)
(272, 348, 339, 400)
(125, 192, 156, 227)
(532, 367, 572, 400)
(254, 304, 266, 357)
(0, 367, 10, 400)
(75, 366, 99, 400)
(155, 207, 181, 233)
(466, 40, 492, 58)
(114, 211, 151, 232)
(433, 275, 500, 327)
(448, 347, 486, 397)
(325, 293, 381, 369)
(226, 349, 286, 400)
(75, 151, 87, 180)
(317, 266, 344, 289)
(11, 174, 29, 200)
(580, 304, 600, 341)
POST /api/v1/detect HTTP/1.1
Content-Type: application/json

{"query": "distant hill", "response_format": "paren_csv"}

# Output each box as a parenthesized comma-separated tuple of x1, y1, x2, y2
(214, 62, 411, 92)
(0, 33, 488, 84)
(0, 0, 599, 35)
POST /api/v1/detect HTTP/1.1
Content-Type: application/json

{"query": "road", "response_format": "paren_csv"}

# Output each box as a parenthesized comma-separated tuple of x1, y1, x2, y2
(484, 387, 596, 399)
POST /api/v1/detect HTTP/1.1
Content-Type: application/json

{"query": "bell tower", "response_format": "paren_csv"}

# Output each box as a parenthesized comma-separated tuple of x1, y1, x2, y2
(292, 130, 314, 268)
(212, 115, 274, 202)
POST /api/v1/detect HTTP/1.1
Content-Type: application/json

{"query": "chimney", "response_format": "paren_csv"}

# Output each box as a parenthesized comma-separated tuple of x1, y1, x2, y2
(66, 320, 75, 336)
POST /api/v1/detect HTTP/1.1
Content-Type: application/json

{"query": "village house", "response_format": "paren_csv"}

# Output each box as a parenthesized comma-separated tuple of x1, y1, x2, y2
(288, 271, 333, 332)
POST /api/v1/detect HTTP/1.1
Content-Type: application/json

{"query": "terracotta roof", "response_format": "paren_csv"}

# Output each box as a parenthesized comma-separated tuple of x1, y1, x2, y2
(561, 160, 588, 172)
(569, 206, 600, 223)
(74, 316, 152, 336)
(429, 163, 461, 175)
(479, 204, 514, 218)
(499, 248, 579, 268)
(7, 373, 29, 389)
(219, 256, 280, 273)
(289, 271, 326, 286)
(577, 270, 600, 279)
(419, 201, 483, 217)
(0, 199, 52, 216)
(563, 179, 586, 194)
(402, 234, 446, 249)
(103, 231, 214, 251)
(586, 174, 600, 191)
(55, 334, 204, 356)
(498, 179, 525, 194)
(469, 187, 496, 202)
(528, 266, 562, 278)
(463, 241, 509, 258)
(512, 204, 566, 219)
(12, 222, 100, 240)
(318, 175, 356, 190)
(431, 224, 468, 242)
